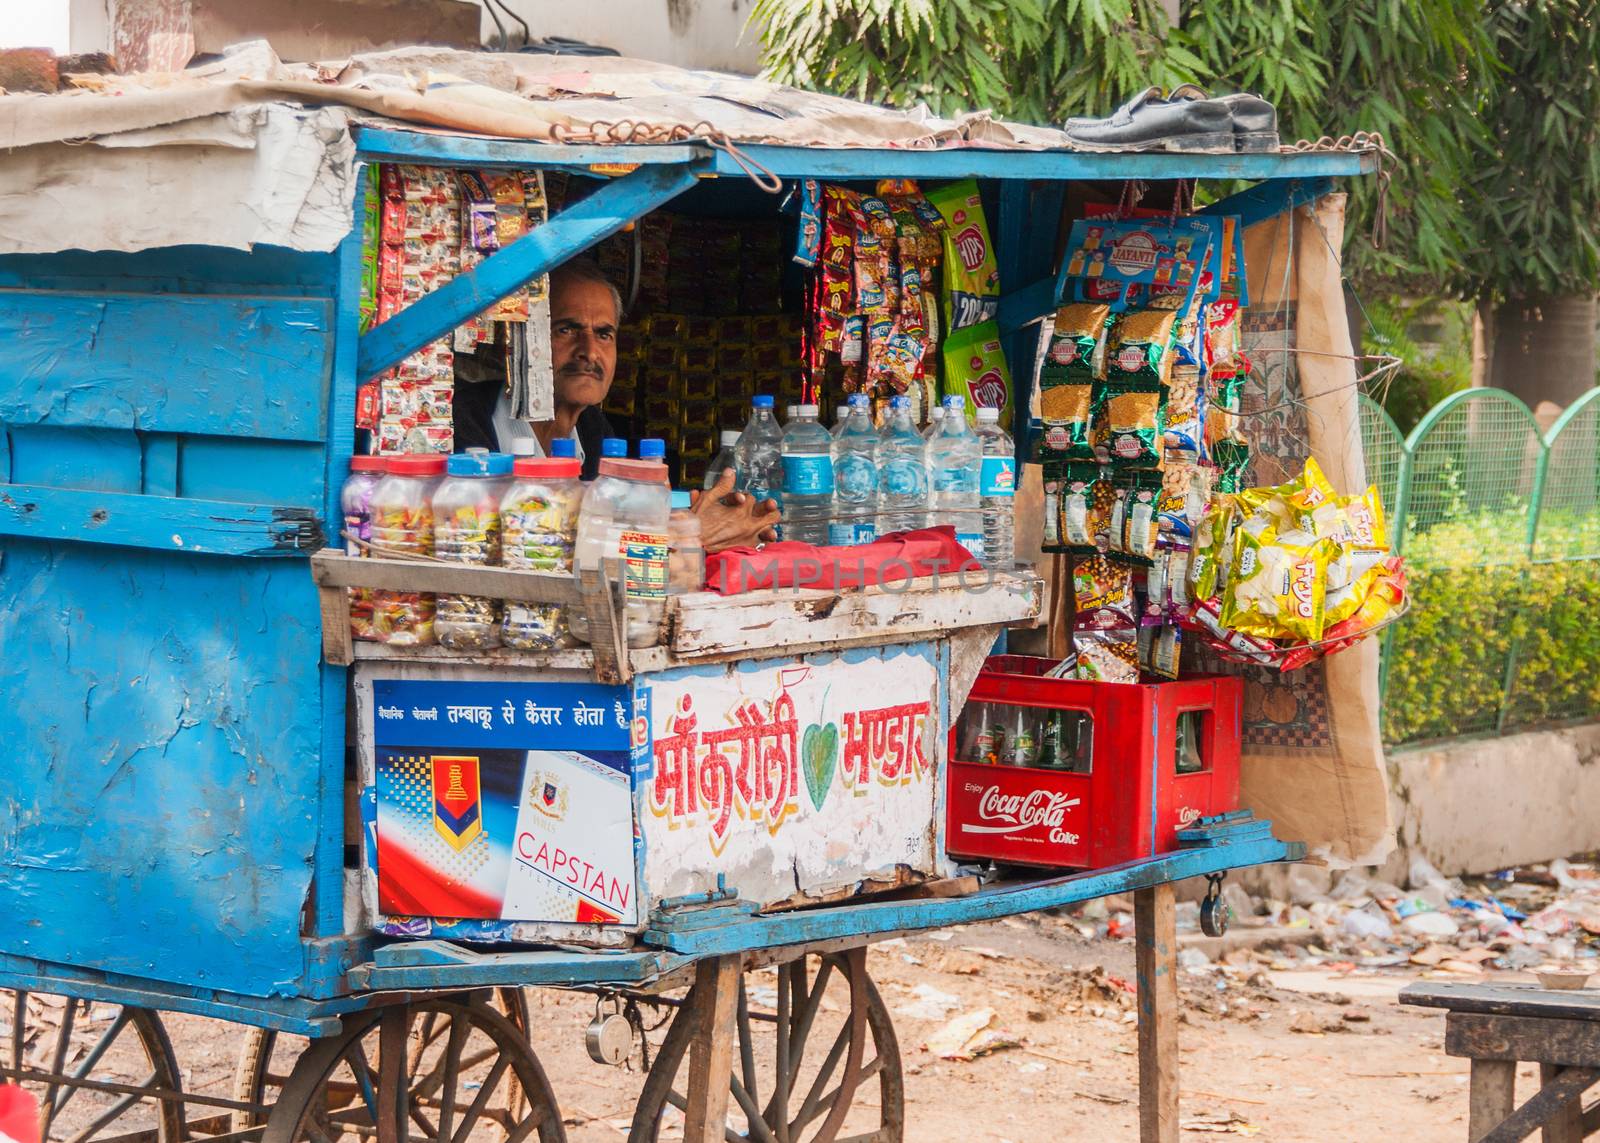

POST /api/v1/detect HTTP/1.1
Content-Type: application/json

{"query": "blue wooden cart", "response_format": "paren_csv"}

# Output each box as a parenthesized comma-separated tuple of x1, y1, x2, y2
(0, 119, 1371, 1143)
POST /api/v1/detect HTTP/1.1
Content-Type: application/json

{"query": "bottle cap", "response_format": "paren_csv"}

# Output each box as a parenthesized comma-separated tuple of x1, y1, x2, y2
(889, 395, 910, 409)
(447, 451, 513, 477)
(976, 407, 1001, 422)
(786, 406, 798, 419)
(601, 438, 627, 458)
(849, 393, 871, 409)
(550, 438, 578, 459)
(639, 438, 667, 459)
(720, 429, 741, 447)
(943, 394, 966, 411)
(670, 490, 693, 510)
(796, 404, 818, 416)
(387, 455, 448, 476)
(752, 395, 775, 409)
(509, 439, 538, 458)
(929, 406, 945, 419)
(513, 457, 581, 479)
(349, 455, 386, 473)
(835, 405, 850, 420)
(599, 458, 668, 482)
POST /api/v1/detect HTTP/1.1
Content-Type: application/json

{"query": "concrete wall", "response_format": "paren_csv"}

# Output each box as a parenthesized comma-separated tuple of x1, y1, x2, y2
(482, 0, 761, 72)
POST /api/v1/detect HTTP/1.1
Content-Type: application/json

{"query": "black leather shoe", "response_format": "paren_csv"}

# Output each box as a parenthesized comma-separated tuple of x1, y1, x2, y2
(1063, 86, 1234, 153)
(1217, 93, 1279, 152)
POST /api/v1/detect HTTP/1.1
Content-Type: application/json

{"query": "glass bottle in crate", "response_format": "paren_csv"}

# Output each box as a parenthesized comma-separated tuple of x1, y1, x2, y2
(433, 449, 514, 650)
(1005, 706, 1038, 767)
(500, 455, 583, 650)
(369, 454, 446, 645)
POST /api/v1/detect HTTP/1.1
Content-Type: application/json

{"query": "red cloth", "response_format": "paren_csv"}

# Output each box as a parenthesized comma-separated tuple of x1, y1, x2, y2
(705, 525, 981, 594)
(0, 1085, 38, 1143)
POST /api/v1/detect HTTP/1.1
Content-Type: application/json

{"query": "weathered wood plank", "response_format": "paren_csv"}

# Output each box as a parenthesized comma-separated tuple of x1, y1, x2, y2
(1135, 883, 1179, 1143)
(1542, 1064, 1584, 1143)
(1470, 1059, 1517, 1143)
(319, 585, 355, 667)
(0, 483, 322, 555)
(667, 573, 1042, 658)
(0, 291, 331, 441)
(683, 955, 741, 1143)
(311, 548, 583, 603)
(1448, 1012, 1600, 1069)
(1477, 1067, 1599, 1143)
(1402, 983, 1600, 1022)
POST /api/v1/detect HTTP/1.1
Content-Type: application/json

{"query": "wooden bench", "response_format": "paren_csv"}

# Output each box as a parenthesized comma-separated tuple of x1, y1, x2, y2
(1401, 981, 1600, 1142)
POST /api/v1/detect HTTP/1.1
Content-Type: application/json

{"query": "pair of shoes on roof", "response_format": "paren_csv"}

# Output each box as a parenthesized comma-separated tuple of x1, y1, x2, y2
(1063, 86, 1278, 154)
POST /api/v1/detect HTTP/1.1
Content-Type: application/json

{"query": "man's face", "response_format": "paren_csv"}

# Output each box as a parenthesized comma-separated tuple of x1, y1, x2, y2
(549, 277, 618, 411)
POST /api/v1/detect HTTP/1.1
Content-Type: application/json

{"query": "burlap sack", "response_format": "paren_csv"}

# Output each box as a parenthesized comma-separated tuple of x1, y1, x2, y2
(1222, 194, 1392, 867)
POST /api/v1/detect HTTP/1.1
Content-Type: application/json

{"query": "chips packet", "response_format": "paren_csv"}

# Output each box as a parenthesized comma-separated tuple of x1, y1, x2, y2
(1120, 470, 1163, 564)
(1100, 377, 1166, 468)
(1188, 498, 1237, 602)
(927, 179, 1000, 330)
(942, 320, 1013, 424)
(1223, 529, 1335, 642)
(1073, 554, 1137, 628)
(1074, 627, 1141, 683)
(1060, 463, 1113, 555)
(1106, 309, 1179, 385)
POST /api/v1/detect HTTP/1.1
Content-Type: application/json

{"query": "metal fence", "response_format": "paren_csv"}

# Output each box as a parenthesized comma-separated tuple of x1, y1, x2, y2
(1360, 387, 1600, 746)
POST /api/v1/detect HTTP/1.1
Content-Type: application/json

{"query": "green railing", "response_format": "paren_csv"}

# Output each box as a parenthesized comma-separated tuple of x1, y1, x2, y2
(1361, 387, 1600, 746)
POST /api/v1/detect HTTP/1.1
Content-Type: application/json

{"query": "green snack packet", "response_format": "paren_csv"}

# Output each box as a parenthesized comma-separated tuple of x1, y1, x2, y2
(1212, 438, 1251, 493)
(928, 179, 1000, 330)
(1099, 377, 1167, 468)
(941, 319, 1012, 425)
(1060, 462, 1112, 556)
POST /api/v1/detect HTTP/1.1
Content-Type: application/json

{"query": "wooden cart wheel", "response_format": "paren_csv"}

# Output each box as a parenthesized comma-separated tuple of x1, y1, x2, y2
(260, 995, 563, 1143)
(232, 988, 530, 1132)
(629, 950, 904, 1143)
(0, 990, 186, 1143)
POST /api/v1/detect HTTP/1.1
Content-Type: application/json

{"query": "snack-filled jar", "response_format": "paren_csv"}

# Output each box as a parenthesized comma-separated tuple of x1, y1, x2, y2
(571, 457, 672, 649)
(667, 490, 705, 595)
(370, 453, 446, 645)
(340, 455, 387, 640)
(432, 449, 514, 651)
(500, 456, 584, 650)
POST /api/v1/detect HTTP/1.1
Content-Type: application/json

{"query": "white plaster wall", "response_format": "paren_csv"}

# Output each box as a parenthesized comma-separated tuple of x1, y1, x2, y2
(481, 0, 762, 73)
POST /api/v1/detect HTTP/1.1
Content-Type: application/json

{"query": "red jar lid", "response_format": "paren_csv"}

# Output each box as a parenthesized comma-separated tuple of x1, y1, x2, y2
(514, 458, 582, 479)
(387, 455, 448, 476)
(349, 455, 386, 473)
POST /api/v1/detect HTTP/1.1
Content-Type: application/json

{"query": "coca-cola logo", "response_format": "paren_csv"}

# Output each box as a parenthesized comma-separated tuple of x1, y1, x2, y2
(1177, 806, 1202, 826)
(969, 369, 1008, 411)
(954, 225, 987, 272)
(962, 786, 1081, 835)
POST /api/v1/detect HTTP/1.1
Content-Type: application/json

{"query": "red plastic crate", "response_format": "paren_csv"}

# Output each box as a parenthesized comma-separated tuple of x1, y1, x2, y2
(945, 655, 1242, 870)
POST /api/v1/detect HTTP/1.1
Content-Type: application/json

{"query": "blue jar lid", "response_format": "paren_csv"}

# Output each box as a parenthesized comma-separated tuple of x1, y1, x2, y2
(447, 449, 512, 477)
(752, 395, 775, 409)
(601, 438, 627, 458)
(639, 438, 666, 460)
(550, 438, 577, 459)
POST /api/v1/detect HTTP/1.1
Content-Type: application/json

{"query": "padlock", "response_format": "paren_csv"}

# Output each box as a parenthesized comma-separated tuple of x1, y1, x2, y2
(1199, 873, 1230, 938)
(585, 998, 632, 1066)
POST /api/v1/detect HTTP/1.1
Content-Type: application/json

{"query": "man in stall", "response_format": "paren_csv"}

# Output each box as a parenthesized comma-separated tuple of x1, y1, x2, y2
(453, 259, 779, 551)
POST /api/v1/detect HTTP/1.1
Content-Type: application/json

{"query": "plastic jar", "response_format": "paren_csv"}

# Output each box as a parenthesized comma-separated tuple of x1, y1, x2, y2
(370, 454, 447, 645)
(500, 455, 584, 650)
(667, 490, 705, 595)
(339, 455, 387, 641)
(571, 457, 672, 649)
(432, 450, 514, 651)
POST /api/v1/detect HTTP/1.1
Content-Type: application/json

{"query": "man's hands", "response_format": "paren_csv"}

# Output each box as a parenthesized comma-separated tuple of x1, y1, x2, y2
(689, 468, 781, 553)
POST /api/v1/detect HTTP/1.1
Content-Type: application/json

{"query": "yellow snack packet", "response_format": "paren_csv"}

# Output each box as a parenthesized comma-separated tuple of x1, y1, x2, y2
(1188, 497, 1237, 602)
(1222, 528, 1334, 642)
(1339, 485, 1389, 551)
(1324, 548, 1388, 625)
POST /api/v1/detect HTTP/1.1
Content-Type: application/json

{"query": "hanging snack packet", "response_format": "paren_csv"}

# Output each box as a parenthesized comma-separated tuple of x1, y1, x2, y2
(1045, 303, 1111, 376)
(1223, 530, 1334, 642)
(1324, 547, 1389, 625)
(1159, 462, 1212, 543)
(1212, 439, 1251, 494)
(1120, 470, 1163, 564)
(928, 179, 1000, 330)
(1042, 461, 1065, 551)
(1061, 463, 1113, 554)
(1106, 308, 1179, 386)
(1040, 378, 1096, 460)
(1164, 363, 1203, 463)
(1073, 554, 1137, 629)
(1074, 628, 1141, 684)
(942, 320, 1012, 423)
(1141, 624, 1182, 681)
(1189, 497, 1238, 602)
(1101, 377, 1166, 468)
(1187, 597, 1279, 668)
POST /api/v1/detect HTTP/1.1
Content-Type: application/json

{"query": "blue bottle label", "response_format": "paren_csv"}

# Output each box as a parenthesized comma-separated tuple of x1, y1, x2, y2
(829, 521, 877, 545)
(782, 453, 834, 496)
(935, 466, 977, 494)
(980, 457, 1016, 497)
(957, 532, 986, 559)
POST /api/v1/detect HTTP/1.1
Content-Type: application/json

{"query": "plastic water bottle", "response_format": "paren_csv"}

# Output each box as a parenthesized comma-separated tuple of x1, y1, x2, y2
(781, 404, 834, 545)
(974, 406, 1016, 569)
(601, 437, 627, 459)
(830, 404, 852, 438)
(551, 438, 577, 459)
(639, 438, 666, 463)
(922, 405, 945, 441)
(829, 393, 879, 545)
(877, 395, 930, 535)
(927, 395, 983, 559)
(734, 396, 784, 509)
(704, 429, 741, 490)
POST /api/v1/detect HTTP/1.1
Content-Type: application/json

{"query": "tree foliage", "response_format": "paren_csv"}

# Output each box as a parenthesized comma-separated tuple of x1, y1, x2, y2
(749, 0, 1497, 291)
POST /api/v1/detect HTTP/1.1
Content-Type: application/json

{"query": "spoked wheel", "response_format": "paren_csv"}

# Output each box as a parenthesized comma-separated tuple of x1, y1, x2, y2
(0, 990, 186, 1143)
(260, 995, 563, 1143)
(234, 989, 530, 1134)
(629, 949, 904, 1143)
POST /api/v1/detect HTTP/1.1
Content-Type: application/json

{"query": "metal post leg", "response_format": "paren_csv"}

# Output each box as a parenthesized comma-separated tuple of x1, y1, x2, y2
(1135, 883, 1178, 1143)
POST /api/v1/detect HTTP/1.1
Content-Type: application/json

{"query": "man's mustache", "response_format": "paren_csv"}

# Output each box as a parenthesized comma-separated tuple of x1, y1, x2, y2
(558, 363, 605, 377)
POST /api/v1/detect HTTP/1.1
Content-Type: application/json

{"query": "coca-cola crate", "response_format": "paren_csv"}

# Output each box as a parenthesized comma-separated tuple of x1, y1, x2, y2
(945, 656, 1242, 870)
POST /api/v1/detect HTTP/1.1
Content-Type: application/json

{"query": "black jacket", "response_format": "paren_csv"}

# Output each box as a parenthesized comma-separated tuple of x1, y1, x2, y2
(452, 374, 614, 481)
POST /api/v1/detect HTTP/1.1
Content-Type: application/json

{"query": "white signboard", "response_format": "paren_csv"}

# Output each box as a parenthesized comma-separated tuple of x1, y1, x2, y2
(636, 646, 943, 905)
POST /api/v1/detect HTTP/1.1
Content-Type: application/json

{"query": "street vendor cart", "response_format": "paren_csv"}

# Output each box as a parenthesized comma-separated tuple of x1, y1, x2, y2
(0, 47, 1381, 1143)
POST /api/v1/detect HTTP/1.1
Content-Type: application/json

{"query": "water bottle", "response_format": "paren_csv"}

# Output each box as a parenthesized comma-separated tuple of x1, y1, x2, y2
(876, 395, 930, 535)
(829, 393, 879, 545)
(974, 406, 1016, 569)
(781, 404, 834, 545)
(735, 396, 784, 506)
(922, 404, 944, 441)
(639, 438, 666, 463)
(601, 437, 627, 459)
(551, 438, 578, 459)
(830, 404, 852, 438)
(704, 429, 741, 490)
(927, 394, 983, 559)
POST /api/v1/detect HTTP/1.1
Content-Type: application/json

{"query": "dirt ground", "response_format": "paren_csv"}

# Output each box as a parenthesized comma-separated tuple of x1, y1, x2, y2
(129, 900, 1536, 1143)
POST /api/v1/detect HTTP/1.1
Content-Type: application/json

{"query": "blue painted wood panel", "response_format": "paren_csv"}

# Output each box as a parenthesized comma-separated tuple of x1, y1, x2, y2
(7, 426, 143, 494)
(0, 483, 322, 555)
(0, 246, 339, 296)
(177, 437, 327, 508)
(0, 539, 326, 996)
(0, 292, 332, 441)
